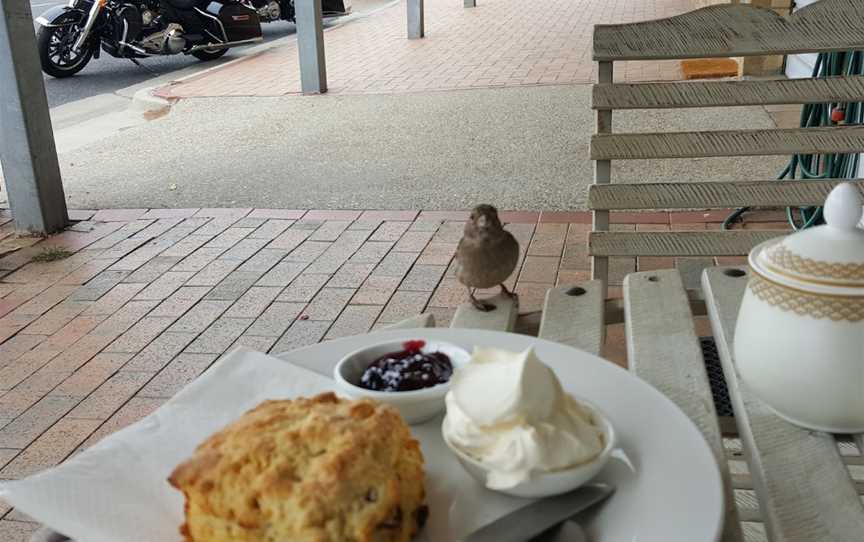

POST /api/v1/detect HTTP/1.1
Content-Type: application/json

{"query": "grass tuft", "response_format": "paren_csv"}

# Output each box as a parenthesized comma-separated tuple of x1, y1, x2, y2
(31, 247, 74, 263)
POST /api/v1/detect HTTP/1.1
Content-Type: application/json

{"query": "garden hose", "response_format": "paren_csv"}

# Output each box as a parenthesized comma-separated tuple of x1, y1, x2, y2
(722, 50, 864, 231)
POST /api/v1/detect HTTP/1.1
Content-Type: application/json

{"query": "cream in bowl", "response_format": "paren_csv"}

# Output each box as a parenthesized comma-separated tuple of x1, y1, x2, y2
(334, 339, 470, 424)
(442, 347, 614, 498)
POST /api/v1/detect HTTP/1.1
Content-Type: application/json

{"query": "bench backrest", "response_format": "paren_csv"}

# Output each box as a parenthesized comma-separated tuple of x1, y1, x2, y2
(589, 0, 864, 291)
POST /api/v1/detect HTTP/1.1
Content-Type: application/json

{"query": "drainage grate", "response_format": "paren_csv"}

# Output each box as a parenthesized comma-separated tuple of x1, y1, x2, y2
(700, 337, 735, 417)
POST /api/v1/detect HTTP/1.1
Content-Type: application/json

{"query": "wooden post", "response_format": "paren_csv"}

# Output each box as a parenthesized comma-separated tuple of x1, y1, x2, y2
(0, 0, 68, 234)
(592, 61, 612, 297)
(407, 0, 424, 39)
(296, 0, 327, 94)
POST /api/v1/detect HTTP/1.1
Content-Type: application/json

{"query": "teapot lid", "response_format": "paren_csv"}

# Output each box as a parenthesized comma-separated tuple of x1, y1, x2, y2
(751, 182, 864, 296)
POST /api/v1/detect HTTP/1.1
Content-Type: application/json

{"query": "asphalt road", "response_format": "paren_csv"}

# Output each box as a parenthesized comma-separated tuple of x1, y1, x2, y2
(30, 0, 300, 108)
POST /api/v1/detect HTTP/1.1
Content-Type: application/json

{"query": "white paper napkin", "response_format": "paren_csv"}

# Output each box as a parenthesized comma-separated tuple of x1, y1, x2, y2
(0, 347, 337, 542)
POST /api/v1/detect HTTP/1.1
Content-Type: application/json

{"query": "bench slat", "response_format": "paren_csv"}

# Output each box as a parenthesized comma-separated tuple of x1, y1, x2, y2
(592, 76, 864, 110)
(676, 257, 714, 292)
(624, 269, 742, 542)
(593, 0, 864, 61)
(702, 266, 864, 540)
(593, 60, 614, 292)
(449, 293, 518, 331)
(590, 125, 864, 161)
(590, 231, 781, 257)
(588, 180, 864, 210)
(538, 282, 604, 356)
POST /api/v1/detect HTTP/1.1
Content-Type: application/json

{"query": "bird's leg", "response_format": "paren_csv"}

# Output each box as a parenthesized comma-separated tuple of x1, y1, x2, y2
(499, 283, 517, 299)
(468, 288, 495, 312)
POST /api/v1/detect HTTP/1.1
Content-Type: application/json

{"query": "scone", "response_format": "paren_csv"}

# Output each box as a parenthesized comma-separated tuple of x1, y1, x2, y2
(169, 392, 427, 542)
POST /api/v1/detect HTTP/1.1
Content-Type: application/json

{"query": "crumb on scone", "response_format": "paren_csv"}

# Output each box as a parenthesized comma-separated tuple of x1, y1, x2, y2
(169, 392, 427, 542)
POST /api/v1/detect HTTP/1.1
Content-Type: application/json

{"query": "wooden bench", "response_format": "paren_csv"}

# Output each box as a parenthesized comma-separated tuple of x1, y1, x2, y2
(588, 0, 864, 294)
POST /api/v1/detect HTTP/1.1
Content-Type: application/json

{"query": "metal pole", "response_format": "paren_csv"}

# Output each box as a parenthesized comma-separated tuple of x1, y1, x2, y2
(296, 0, 327, 94)
(0, 0, 68, 234)
(464, 0, 475, 8)
(407, 0, 423, 39)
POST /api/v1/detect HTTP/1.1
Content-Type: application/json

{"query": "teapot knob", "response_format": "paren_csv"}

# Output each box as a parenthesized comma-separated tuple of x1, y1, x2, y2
(824, 183, 864, 231)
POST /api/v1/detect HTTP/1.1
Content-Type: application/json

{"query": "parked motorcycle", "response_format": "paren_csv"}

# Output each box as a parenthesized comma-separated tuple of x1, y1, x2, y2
(35, 0, 263, 78)
(243, 0, 349, 25)
(244, 0, 294, 23)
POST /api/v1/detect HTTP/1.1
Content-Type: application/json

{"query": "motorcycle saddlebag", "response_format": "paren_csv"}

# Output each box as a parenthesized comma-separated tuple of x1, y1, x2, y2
(206, 1, 261, 42)
(322, 0, 351, 15)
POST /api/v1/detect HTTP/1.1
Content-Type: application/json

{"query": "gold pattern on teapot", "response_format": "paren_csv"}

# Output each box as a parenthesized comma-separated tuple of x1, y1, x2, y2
(766, 244, 864, 284)
(750, 274, 864, 322)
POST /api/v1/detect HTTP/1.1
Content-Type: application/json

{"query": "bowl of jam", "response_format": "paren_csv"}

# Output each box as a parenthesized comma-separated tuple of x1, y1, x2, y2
(334, 339, 470, 424)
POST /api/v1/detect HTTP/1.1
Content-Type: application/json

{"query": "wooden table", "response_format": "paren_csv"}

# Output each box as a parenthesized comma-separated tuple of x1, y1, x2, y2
(31, 265, 864, 542)
(440, 266, 864, 542)
(701, 267, 864, 542)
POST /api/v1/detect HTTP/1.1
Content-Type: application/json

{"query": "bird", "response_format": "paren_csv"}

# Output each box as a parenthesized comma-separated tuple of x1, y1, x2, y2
(454, 204, 520, 312)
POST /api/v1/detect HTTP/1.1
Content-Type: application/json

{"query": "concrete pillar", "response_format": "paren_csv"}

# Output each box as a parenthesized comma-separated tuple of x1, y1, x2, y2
(464, 0, 475, 7)
(296, 0, 327, 94)
(0, 0, 68, 234)
(407, 0, 423, 39)
(739, 0, 791, 76)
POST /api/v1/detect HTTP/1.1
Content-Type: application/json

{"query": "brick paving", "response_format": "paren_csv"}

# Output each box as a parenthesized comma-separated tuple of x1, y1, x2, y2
(156, 0, 691, 99)
(0, 206, 792, 537)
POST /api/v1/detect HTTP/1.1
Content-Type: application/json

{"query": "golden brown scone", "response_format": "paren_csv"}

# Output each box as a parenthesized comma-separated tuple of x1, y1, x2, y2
(169, 392, 427, 542)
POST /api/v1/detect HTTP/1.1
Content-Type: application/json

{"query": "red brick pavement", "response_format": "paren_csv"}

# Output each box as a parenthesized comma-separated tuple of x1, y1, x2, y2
(0, 206, 786, 538)
(157, 0, 692, 99)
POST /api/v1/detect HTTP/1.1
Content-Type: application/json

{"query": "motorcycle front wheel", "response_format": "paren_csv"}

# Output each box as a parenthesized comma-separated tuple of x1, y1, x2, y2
(37, 16, 93, 78)
(191, 47, 229, 62)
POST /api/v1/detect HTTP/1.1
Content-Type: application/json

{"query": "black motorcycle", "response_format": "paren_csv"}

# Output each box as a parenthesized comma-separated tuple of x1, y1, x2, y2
(243, 0, 294, 24)
(242, 0, 349, 25)
(35, 0, 263, 78)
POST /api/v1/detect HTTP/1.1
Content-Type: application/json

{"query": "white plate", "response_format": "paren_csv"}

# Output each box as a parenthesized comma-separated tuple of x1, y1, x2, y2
(278, 329, 724, 542)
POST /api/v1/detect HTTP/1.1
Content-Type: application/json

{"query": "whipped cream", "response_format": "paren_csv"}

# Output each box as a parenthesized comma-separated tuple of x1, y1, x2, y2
(442, 347, 604, 489)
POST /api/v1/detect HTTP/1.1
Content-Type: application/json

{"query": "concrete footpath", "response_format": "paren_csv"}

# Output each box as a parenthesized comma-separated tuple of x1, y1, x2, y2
(56, 85, 787, 210)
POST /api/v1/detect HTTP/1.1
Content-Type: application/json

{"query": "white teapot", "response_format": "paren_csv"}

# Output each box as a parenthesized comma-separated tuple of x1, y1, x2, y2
(734, 183, 864, 433)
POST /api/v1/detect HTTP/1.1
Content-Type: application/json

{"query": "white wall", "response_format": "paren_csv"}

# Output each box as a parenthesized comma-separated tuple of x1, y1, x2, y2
(784, 0, 819, 79)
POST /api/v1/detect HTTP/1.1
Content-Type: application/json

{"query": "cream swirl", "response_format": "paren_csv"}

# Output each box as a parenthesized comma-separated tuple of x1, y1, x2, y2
(443, 347, 604, 489)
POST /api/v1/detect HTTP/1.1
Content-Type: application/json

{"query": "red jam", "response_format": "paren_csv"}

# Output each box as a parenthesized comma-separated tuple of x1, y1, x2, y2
(359, 340, 453, 392)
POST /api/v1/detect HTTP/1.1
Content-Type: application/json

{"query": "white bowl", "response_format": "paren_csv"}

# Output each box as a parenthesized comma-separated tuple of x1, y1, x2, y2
(333, 340, 470, 424)
(442, 401, 616, 498)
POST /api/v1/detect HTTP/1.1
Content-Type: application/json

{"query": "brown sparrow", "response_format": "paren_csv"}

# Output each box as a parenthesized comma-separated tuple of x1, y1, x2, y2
(454, 204, 519, 311)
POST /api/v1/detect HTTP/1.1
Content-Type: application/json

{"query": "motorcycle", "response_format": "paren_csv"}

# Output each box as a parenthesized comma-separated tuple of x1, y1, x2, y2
(242, 0, 350, 25)
(35, 0, 263, 78)
(244, 0, 294, 23)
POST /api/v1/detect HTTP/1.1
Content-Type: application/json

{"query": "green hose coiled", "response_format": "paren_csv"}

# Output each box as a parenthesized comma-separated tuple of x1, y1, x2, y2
(723, 50, 864, 231)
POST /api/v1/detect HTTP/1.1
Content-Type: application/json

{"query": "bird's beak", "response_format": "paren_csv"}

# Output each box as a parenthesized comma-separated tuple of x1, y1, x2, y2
(477, 215, 488, 228)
